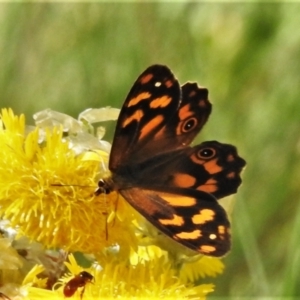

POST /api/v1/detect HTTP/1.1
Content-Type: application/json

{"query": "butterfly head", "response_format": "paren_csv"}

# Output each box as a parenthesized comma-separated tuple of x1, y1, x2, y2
(95, 179, 114, 196)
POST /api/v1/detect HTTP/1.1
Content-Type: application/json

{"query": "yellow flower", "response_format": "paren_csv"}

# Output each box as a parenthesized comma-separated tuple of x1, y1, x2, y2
(179, 256, 225, 283)
(24, 254, 215, 299)
(0, 108, 137, 254)
(1, 108, 227, 300)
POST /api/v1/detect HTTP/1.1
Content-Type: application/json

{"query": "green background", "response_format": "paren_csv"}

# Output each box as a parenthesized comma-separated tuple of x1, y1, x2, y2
(1, 2, 300, 298)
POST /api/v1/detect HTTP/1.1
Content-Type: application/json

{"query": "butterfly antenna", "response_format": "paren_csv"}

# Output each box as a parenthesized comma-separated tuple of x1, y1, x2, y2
(51, 183, 96, 189)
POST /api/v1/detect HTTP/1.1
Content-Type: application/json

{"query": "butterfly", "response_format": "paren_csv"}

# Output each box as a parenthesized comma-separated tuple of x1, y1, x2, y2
(96, 65, 246, 257)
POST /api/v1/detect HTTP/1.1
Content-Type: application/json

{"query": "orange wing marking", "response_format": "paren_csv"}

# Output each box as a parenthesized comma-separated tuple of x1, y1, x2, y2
(150, 96, 172, 108)
(140, 74, 153, 84)
(200, 245, 216, 253)
(188, 90, 196, 97)
(159, 214, 184, 226)
(178, 104, 193, 121)
(165, 80, 173, 88)
(226, 172, 235, 179)
(139, 115, 164, 139)
(122, 109, 144, 127)
(153, 125, 166, 140)
(172, 173, 196, 188)
(192, 209, 215, 224)
(190, 153, 205, 165)
(163, 194, 196, 207)
(218, 225, 226, 235)
(128, 92, 151, 107)
(227, 154, 235, 162)
(205, 178, 217, 185)
(198, 99, 207, 107)
(203, 159, 223, 174)
(197, 184, 218, 193)
(175, 229, 202, 240)
(196, 178, 218, 193)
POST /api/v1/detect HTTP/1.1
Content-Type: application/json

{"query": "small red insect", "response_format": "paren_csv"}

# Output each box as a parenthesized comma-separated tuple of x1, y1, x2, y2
(63, 271, 94, 299)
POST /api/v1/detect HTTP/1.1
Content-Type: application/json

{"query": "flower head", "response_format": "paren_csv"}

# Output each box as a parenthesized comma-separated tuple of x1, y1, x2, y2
(0, 108, 138, 254)
(0, 108, 226, 299)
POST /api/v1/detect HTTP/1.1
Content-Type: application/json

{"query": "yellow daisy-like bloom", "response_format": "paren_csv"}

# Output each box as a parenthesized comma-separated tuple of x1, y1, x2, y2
(24, 254, 215, 299)
(0, 108, 226, 299)
(0, 108, 137, 254)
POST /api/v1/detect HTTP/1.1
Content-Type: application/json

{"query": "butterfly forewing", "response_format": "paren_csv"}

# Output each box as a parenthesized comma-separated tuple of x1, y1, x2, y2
(109, 65, 181, 171)
(161, 83, 212, 149)
(136, 82, 213, 155)
(109, 66, 214, 170)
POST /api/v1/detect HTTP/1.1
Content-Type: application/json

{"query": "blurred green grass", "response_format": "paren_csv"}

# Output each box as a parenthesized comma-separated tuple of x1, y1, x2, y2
(1, 2, 300, 298)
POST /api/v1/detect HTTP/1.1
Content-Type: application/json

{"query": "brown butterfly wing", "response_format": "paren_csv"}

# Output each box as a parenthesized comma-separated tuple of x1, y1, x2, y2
(120, 187, 230, 257)
(160, 82, 212, 148)
(164, 141, 246, 199)
(109, 65, 212, 171)
(114, 141, 246, 200)
(109, 65, 181, 171)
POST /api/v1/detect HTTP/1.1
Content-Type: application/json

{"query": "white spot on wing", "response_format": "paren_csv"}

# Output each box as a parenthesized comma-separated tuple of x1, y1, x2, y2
(209, 234, 217, 240)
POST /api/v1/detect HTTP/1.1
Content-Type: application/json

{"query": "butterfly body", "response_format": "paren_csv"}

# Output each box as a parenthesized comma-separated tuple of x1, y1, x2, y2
(96, 65, 246, 257)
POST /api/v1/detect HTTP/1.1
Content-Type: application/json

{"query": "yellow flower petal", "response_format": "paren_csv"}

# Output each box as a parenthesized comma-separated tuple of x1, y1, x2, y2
(0, 109, 137, 254)
(180, 256, 225, 283)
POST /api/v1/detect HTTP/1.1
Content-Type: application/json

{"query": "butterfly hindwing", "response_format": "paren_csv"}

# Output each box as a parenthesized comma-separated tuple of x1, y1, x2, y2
(115, 141, 246, 200)
(169, 140, 246, 199)
(120, 187, 230, 256)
